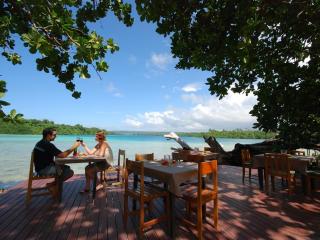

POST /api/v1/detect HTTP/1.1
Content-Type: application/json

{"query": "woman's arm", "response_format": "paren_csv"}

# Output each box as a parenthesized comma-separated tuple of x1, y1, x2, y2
(81, 143, 97, 155)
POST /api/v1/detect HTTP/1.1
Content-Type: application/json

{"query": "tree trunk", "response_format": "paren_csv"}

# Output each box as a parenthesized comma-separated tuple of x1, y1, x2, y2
(204, 136, 279, 166)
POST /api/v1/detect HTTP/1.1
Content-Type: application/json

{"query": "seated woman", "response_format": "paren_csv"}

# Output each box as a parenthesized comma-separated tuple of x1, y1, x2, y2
(80, 130, 113, 193)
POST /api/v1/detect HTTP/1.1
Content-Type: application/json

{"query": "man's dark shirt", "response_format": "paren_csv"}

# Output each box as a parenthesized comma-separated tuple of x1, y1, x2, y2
(33, 139, 62, 172)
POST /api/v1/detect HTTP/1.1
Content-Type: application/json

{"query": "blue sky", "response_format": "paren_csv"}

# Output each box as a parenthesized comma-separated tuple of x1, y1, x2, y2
(1, 2, 257, 132)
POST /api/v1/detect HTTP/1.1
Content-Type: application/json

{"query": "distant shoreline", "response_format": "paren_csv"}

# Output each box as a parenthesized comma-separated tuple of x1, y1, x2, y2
(0, 118, 276, 139)
(0, 132, 272, 140)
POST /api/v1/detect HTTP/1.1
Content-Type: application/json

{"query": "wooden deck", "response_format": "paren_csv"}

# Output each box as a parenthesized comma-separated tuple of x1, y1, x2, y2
(0, 165, 319, 240)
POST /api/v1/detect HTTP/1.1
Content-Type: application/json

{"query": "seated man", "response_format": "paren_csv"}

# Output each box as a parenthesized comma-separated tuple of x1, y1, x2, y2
(33, 127, 80, 197)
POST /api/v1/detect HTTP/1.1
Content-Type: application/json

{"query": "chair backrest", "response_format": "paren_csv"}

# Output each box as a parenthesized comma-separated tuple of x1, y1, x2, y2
(264, 153, 291, 175)
(197, 160, 218, 200)
(135, 153, 154, 161)
(241, 149, 251, 165)
(186, 154, 204, 163)
(29, 151, 35, 178)
(118, 149, 126, 168)
(204, 147, 212, 152)
(28, 151, 53, 179)
(125, 158, 144, 198)
(172, 150, 192, 162)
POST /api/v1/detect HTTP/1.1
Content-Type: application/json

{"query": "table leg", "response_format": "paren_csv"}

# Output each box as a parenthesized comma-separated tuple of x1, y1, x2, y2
(56, 165, 63, 203)
(169, 192, 175, 238)
(258, 168, 264, 190)
(92, 163, 97, 200)
(306, 175, 311, 195)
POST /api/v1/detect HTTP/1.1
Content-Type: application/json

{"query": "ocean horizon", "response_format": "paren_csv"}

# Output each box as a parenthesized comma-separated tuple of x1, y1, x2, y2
(0, 134, 264, 189)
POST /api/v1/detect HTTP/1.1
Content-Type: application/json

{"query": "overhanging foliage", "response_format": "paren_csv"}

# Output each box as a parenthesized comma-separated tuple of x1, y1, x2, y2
(136, 0, 320, 148)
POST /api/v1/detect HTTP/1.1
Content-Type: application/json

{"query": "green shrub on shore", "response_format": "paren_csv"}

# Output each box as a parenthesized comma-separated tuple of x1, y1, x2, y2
(0, 119, 105, 135)
(178, 129, 276, 139)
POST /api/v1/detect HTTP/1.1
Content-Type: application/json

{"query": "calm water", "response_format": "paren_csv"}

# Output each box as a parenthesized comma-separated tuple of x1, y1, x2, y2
(0, 134, 263, 188)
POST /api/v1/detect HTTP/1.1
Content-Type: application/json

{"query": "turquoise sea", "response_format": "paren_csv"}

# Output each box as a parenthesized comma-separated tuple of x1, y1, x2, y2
(0, 134, 263, 189)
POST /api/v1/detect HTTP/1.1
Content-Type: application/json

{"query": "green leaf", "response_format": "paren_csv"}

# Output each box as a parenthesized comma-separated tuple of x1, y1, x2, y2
(0, 100, 10, 106)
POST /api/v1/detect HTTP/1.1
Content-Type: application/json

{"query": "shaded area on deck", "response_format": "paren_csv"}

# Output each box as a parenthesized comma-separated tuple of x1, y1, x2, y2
(0, 166, 319, 240)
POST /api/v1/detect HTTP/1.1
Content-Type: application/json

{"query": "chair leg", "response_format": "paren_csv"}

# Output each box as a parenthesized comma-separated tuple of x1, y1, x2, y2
(197, 203, 203, 240)
(165, 195, 170, 231)
(242, 167, 245, 183)
(288, 177, 292, 195)
(271, 176, 275, 191)
(213, 198, 218, 229)
(249, 168, 252, 181)
(265, 173, 269, 194)
(139, 199, 145, 239)
(26, 177, 32, 204)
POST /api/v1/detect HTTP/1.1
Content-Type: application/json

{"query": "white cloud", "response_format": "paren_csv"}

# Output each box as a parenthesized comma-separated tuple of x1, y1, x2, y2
(181, 93, 204, 104)
(124, 117, 143, 128)
(128, 54, 137, 64)
(182, 83, 202, 93)
(151, 53, 172, 70)
(106, 82, 123, 97)
(122, 91, 257, 131)
(146, 53, 173, 73)
(164, 94, 170, 100)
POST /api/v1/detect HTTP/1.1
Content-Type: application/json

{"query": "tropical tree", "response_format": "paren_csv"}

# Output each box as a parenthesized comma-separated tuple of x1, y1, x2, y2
(0, 0, 133, 121)
(136, 0, 320, 148)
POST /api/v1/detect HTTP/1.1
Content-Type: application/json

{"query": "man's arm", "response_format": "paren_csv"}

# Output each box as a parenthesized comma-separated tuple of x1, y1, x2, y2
(57, 142, 81, 158)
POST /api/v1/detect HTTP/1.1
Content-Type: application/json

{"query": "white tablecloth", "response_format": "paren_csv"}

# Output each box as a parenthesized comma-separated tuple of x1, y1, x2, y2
(143, 161, 198, 195)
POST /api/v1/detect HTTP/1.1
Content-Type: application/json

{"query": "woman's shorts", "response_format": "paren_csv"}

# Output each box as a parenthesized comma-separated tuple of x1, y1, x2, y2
(87, 161, 111, 171)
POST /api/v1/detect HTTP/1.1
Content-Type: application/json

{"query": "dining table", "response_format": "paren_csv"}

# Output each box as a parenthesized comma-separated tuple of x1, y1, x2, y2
(134, 160, 217, 237)
(55, 155, 106, 202)
(252, 154, 314, 190)
(172, 149, 219, 162)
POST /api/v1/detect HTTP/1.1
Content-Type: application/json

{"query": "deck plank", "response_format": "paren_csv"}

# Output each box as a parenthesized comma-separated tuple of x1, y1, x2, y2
(0, 166, 319, 240)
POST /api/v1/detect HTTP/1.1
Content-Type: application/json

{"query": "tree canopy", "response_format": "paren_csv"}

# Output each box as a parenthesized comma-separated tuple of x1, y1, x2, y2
(136, 0, 320, 148)
(0, 118, 106, 135)
(0, 0, 133, 121)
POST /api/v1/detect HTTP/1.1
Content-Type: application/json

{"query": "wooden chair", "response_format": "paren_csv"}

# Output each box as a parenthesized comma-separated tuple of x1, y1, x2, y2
(172, 150, 192, 162)
(306, 171, 320, 195)
(264, 153, 296, 194)
(26, 152, 56, 204)
(180, 160, 218, 240)
(204, 147, 212, 152)
(290, 150, 305, 156)
(123, 159, 170, 238)
(241, 149, 253, 183)
(101, 149, 126, 186)
(135, 153, 160, 184)
(135, 153, 154, 161)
